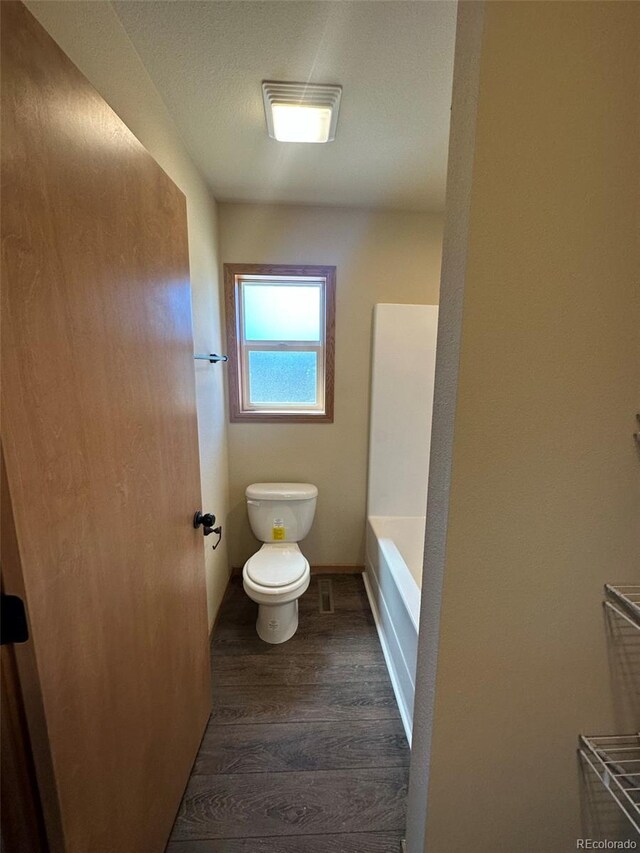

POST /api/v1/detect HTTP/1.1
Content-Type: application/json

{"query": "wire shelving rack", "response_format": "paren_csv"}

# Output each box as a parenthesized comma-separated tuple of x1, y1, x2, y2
(579, 734, 640, 835)
(604, 584, 640, 632)
(578, 584, 640, 837)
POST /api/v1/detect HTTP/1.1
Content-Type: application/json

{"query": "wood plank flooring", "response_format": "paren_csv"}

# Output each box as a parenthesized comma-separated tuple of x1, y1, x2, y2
(166, 575, 409, 852)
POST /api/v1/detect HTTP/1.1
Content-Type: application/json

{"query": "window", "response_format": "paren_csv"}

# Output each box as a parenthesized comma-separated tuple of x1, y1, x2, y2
(224, 264, 336, 422)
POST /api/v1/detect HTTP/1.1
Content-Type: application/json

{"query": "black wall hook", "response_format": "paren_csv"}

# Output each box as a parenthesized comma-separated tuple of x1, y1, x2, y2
(211, 526, 223, 550)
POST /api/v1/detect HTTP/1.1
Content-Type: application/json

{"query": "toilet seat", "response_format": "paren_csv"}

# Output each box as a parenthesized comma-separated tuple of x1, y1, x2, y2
(245, 544, 308, 588)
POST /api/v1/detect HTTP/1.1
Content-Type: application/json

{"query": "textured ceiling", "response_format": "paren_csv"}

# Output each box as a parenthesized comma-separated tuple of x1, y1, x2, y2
(113, 1, 456, 211)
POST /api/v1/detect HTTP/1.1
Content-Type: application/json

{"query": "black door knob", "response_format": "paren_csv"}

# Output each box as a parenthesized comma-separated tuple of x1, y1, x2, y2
(193, 511, 216, 535)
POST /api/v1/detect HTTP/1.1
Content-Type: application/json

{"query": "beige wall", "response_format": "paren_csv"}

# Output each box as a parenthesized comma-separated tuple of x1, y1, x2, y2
(218, 203, 443, 568)
(26, 1, 231, 627)
(415, 2, 640, 850)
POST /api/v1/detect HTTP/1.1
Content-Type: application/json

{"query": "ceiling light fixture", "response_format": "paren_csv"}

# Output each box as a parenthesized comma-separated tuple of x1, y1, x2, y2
(262, 81, 342, 143)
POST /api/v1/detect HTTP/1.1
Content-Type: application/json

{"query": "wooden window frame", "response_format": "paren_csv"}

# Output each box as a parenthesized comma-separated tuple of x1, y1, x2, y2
(224, 264, 336, 423)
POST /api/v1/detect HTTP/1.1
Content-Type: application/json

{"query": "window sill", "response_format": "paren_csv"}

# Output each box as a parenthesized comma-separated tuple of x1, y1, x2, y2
(229, 411, 334, 424)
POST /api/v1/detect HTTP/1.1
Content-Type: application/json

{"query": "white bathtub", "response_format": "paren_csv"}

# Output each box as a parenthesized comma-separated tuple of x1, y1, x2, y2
(364, 515, 425, 743)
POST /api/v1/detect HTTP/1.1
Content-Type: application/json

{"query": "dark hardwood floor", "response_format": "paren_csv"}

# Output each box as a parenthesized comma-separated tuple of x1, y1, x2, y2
(166, 574, 409, 853)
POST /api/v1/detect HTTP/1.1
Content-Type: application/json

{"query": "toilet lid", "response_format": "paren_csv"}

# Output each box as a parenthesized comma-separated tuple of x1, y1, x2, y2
(245, 546, 307, 588)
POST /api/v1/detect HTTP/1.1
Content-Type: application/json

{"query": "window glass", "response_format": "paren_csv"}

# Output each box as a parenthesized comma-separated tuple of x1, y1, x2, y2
(248, 350, 317, 404)
(243, 284, 321, 342)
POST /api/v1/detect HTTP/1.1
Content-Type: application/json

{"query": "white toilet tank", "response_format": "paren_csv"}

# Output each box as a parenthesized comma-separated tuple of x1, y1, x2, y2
(246, 483, 318, 543)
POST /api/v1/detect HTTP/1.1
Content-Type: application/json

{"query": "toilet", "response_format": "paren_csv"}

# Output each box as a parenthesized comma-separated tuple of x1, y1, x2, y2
(242, 482, 317, 644)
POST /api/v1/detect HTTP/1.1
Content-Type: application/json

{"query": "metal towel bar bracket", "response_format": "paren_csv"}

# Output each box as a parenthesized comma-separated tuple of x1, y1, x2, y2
(194, 353, 228, 364)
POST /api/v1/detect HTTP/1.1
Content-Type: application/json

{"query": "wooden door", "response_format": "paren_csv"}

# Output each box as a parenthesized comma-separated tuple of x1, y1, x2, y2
(1, 4, 212, 851)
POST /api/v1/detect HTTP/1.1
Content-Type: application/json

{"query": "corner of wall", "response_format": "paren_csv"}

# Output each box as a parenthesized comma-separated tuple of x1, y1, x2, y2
(405, 2, 486, 850)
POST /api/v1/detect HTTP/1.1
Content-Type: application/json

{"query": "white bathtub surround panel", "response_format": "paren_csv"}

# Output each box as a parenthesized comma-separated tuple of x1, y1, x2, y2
(365, 516, 424, 744)
(368, 304, 439, 519)
(366, 304, 438, 742)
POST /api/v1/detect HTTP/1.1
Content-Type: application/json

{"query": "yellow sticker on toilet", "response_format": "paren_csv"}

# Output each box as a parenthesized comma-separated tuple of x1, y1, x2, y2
(272, 526, 285, 540)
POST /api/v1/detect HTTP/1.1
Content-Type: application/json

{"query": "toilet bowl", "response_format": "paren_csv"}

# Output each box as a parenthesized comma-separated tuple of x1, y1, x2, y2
(242, 483, 317, 644)
(243, 544, 310, 643)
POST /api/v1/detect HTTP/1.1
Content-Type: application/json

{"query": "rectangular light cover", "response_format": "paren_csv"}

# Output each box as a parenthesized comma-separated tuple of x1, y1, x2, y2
(263, 81, 342, 143)
(272, 104, 332, 143)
